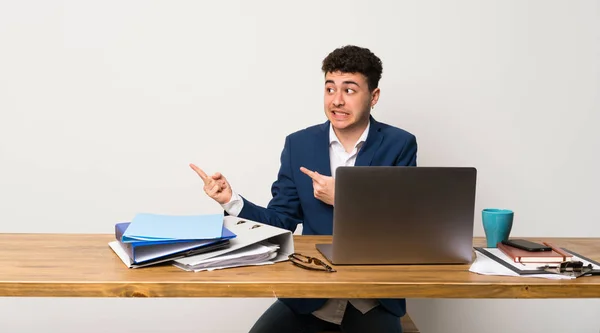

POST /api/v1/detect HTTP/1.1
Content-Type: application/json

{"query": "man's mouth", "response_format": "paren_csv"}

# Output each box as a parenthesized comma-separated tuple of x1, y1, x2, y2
(331, 110, 350, 116)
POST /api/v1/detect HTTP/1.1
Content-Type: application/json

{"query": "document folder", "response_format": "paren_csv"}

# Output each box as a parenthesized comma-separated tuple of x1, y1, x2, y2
(109, 222, 236, 268)
(474, 247, 600, 276)
(121, 213, 225, 242)
(173, 216, 295, 271)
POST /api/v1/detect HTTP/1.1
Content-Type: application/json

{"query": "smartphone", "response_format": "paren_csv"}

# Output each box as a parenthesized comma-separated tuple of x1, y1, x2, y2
(501, 239, 552, 252)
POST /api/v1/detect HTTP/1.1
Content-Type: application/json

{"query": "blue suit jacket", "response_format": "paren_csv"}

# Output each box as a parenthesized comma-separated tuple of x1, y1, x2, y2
(237, 116, 418, 317)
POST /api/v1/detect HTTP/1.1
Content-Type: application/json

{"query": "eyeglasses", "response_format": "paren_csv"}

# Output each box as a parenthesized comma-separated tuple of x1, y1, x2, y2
(288, 253, 336, 272)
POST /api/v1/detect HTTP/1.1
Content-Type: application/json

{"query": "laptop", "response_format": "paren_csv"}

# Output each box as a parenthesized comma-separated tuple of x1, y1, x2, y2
(316, 166, 477, 265)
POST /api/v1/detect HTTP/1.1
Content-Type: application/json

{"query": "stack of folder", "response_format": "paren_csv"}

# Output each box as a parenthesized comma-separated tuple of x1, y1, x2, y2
(108, 213, 237, 268)
(172, 216, 296, 272)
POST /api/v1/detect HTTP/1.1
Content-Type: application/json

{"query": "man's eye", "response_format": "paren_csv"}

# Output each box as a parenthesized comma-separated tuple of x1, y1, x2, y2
(346, 89, 355, 94)
(326, 88, 335, 93)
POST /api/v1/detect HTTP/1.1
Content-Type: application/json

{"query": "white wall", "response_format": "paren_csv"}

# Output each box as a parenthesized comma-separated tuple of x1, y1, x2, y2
(1, 0, 598, 332)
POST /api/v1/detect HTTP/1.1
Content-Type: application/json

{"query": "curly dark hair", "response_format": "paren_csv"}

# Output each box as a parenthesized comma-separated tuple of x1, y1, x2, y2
(321, 45, 383, 92)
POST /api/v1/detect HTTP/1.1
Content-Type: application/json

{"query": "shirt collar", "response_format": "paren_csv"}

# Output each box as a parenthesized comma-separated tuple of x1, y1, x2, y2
(329, 120, 370, 149)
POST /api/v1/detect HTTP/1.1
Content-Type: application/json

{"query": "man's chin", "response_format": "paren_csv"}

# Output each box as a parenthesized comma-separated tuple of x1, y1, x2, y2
(330, 121, 354, 131)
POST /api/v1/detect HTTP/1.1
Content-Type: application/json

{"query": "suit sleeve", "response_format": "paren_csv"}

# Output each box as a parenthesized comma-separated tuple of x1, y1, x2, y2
(236, 135, 303, 232)
(396, 134, 418, 166)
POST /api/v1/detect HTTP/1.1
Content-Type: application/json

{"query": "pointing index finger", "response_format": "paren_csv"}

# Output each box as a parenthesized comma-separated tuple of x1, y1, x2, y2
(189, 163, 209, 182)
(300, 166, 320, 181)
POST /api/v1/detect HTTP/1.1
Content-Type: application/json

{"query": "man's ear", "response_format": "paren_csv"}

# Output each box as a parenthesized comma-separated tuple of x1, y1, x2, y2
(370, 88, 381, 108)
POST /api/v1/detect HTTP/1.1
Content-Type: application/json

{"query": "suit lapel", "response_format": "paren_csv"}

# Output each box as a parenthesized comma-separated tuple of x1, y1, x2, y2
(355, 116, 383, 166)
(314, 121, 332, 176)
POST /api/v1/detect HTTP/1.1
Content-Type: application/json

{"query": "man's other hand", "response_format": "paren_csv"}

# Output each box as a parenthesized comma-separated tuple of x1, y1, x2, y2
(300, 166, 335, 206)
(190, 163, 232, 205)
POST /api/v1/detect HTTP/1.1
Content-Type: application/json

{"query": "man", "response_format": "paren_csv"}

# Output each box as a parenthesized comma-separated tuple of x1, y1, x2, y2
(191, 45, 417, 333)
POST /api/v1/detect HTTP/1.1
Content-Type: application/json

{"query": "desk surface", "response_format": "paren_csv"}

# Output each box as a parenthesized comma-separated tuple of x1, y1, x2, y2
(1, 234, 599, 298)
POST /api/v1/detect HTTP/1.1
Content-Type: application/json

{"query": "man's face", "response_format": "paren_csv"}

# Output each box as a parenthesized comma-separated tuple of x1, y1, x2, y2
(323, 71, 379, 132)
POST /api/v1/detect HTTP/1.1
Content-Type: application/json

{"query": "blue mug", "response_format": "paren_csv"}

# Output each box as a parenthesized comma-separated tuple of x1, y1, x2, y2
(482, 209, 514, 248)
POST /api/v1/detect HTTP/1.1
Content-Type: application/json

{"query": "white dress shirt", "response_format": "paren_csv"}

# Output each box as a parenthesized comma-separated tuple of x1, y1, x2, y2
(310, 121, 379, 324)
(221, 121, 380, 324)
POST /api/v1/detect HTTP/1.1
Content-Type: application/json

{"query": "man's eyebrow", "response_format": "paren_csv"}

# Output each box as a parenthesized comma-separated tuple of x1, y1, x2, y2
(324, 80, 360, 87)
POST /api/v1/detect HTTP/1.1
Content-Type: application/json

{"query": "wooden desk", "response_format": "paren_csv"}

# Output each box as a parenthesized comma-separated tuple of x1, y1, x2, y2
(1, 234, 599, 298)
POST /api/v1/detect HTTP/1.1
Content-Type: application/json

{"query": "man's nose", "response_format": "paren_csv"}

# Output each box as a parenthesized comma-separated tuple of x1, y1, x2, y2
(332, 90, 345, 107)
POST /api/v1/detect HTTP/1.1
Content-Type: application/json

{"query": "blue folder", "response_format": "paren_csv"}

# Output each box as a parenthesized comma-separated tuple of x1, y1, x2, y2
(121, 213, 225, 243)
(115, 222, 236, 265)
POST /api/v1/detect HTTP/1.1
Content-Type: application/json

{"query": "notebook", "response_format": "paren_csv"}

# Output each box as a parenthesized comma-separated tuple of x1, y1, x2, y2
(497, 242, 573, 263)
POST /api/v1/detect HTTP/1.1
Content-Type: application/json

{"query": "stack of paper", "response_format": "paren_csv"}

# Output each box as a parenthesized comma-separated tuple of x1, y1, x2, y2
(469, 249, 574, 280)
(470, 247, 600, 280)
(108, 213, 236, 268)
(172, 216, 295, 272)
(174, 241, 280, 272)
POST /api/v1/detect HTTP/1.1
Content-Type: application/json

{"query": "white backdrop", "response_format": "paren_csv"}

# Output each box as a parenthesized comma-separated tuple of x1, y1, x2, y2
(1, 1, 599, 332)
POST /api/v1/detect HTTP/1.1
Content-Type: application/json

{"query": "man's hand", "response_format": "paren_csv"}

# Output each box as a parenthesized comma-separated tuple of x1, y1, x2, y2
(300, 166, 335, 206)
(190, 163, 232, 205)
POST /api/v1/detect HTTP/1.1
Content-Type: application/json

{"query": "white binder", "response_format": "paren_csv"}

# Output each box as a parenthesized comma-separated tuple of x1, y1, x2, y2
(173, 216, 295, 271)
